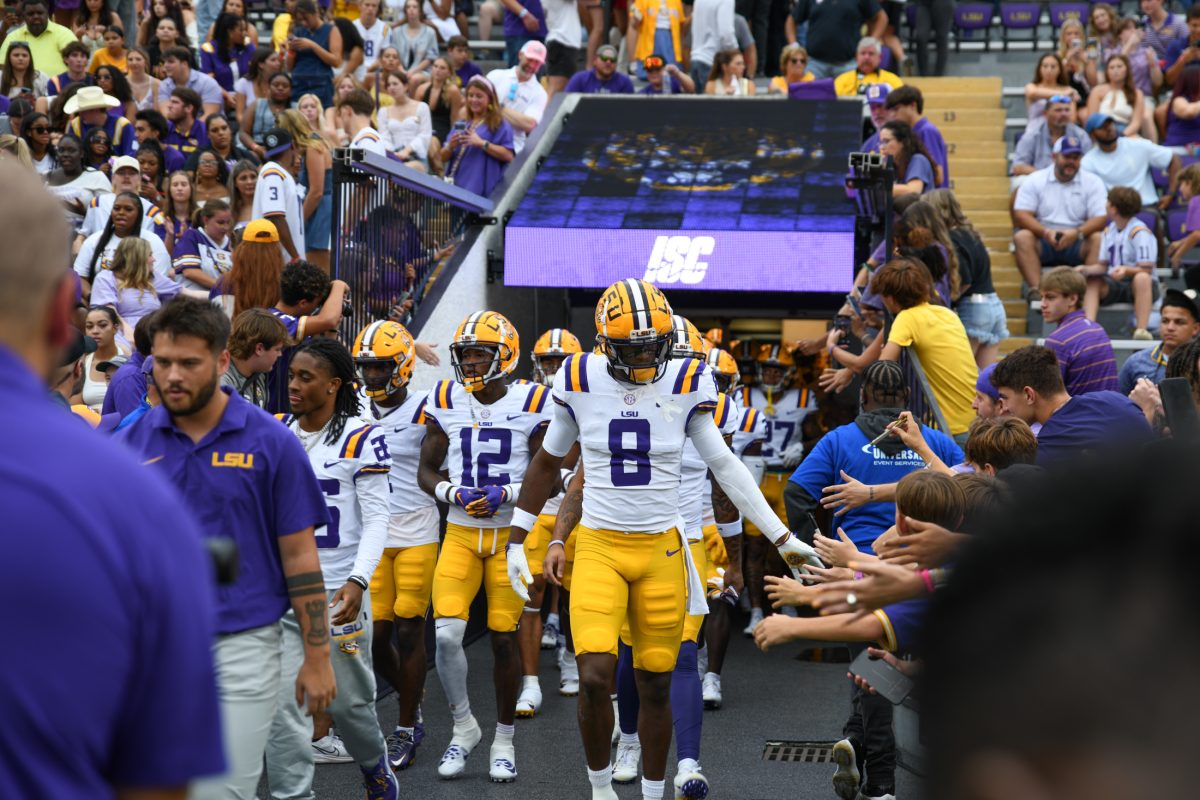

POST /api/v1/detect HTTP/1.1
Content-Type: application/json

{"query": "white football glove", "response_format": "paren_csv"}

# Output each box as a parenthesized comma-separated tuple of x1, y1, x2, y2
(780, 441, 806, 469)
(774, 533, 824, 578)
(505, 543, 532, 602)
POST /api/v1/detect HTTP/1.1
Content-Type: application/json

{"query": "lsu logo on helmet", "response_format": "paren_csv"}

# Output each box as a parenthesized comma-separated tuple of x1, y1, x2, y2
(353, 320, 416, 400)
(451, 311, 520, 392)
(595, 278, 674, 384)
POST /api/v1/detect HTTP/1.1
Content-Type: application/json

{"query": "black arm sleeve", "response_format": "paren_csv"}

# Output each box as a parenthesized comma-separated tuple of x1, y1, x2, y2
(784, 479, 820, 546)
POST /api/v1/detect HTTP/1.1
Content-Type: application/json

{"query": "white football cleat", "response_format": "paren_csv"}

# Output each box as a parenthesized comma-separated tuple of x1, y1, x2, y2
(437, 717, 482, 779)
(831, 738, 861, 800)
(702, 673, 722, 709)
(489, 743, 518, 782)
(560, 651, 580, 696)
(673, 761, 709, 799)
(515, 682, 542, 718)
(613, 740, 641, 783)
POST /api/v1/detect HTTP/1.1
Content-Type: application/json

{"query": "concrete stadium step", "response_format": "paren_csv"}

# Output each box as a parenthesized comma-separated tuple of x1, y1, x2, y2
(1004, 298, 1028, 320)
(923, 93, 1002, 110)
(1007, 317, 1028, 336)
(1000, 336, 1033, 353)
(951, 176, 1011, 195)
(990, 250, 1015, 268)
(965, 210, 1012, 227)
(950, 158, 1007, 178)
(941, 126, 1005, 144)
(929, 108, 1006, 129)
(946, 141, 1007, 160)
(905, 76, 1004, 95)
(995, 280, 1022, 300)
(984, 235, 1011, 251)
(958, 192, 1012, 210)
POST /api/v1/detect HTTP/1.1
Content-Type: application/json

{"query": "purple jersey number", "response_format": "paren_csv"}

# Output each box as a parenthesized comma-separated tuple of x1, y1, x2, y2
(316, 478, 341, 548)
(459, 427, 513, 487)
(608, 418, 651, 486)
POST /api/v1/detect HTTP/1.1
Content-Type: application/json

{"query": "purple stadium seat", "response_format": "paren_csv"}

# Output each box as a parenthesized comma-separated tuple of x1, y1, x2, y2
(954, 3, 993, 51)
(1167, 208, 1189, 242)
(1000, 3, 1041, 51)
(1048, 2, 1089, 31)
(789, 79, 837, 100)
(1152, 167, 1169, 191)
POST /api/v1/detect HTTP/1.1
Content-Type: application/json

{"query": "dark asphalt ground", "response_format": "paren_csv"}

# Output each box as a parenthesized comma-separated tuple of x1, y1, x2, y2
(266, 631, 925, 799)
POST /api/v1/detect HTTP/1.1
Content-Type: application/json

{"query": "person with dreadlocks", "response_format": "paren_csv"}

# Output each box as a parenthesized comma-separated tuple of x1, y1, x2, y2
(784, 360, 963, 555)
(265, 337, 400, 800)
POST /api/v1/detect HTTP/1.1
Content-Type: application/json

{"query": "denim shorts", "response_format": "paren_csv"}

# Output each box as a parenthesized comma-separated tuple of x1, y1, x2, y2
(956, 293, 1009, 345)
(305, 193, 332, 251)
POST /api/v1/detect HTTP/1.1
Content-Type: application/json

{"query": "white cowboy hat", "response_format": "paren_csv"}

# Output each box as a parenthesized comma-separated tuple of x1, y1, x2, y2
(64, 86, 120, 115)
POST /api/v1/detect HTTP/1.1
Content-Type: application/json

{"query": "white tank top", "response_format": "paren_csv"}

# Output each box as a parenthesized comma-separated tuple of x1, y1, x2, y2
(81, 352, 109, 412)
(1099, 88, 1134, 127)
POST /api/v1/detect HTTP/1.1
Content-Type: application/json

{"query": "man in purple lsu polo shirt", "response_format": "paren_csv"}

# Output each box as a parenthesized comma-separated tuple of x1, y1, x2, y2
(120, 296, 336, 800)
(0, 160, 225, 796)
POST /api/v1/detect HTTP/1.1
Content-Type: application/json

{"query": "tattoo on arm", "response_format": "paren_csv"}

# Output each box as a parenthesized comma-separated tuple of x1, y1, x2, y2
(303, 598, 329, 647)
(724, 533, 742, 572)
(552, 475, 584, 542)
(286, 571, 325, 598)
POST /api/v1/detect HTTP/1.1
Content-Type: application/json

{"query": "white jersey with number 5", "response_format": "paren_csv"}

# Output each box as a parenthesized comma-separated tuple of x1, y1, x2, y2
(279, 415, 391, 591)
(549, 353, 720, 533)
(746, 386, 817, 469)
(423, 379, 551, 529)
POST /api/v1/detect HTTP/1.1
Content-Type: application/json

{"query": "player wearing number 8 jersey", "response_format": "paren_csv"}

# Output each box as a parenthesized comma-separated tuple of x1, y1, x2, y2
(417, 310, 553, 784)
(266, 338, 398, 800)
(504, 279, 822, 800)
(353, 319, 437, 771)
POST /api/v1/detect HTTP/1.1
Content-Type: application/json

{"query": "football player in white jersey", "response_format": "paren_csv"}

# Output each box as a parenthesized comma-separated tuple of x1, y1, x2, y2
(517, 327, 584, 716)
(742, 343, 818, 635)
(503, 279, 821, 800)
(700, 345, 766, 710)
(353, 0, 392, 81)
(417, 310, 554, 783)
(610, 317, 744, 798)
(265, 338, 399, 800)
(352, 320, 435, 771)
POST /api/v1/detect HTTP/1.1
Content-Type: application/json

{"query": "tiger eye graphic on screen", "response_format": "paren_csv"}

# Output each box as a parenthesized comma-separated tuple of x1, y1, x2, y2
(510, 99, 858, 232)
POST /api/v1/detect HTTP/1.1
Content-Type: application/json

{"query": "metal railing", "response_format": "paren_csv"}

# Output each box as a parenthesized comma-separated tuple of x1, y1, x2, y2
(330, 147, 493, 339)
(901, 346, 952, 435)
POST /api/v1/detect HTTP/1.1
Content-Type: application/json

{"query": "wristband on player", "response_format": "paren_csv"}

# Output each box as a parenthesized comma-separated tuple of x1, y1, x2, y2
(518, 7, 528, 16)
(500, 482, 521, 503)
(547, 540, 565, 550)
(434, 480, 458, 504)
(510, 507, 539, 532)
(716, 518, 743, 539)
(347, 574, 369, 591)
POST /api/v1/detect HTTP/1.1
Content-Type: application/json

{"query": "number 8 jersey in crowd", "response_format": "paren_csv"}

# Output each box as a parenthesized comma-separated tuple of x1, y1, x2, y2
(277, 415, 392, 591)
(551, 352, 719, 533)
(424, 378, 552, 528)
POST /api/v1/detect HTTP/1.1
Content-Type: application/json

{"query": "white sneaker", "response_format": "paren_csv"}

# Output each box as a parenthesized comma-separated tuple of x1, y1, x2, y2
(542, 618, 560, 649)
(437, 717, 482, 779)
(673, 762, 709, 799)
(312, 733, 353, 764)
(613, 740, 640, 783)
(489, 743, 518, 782)
(831, 738, 861, 800)
(516, 682, 543, 718)
(702, 673, 722, 710)
(560, 652, 580, 696)
(743, 608, 764, 637)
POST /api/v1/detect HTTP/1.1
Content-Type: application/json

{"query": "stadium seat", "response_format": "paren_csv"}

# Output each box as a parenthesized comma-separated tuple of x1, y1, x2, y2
(954, 3, 994, 52)
(789, 79, 837, 100)
(1047, 2, 1089, 36)
(1000, 3, 1042, 51)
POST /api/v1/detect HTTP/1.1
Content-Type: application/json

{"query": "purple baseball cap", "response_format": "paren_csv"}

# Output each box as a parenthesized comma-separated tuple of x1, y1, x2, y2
(976, 363, 1000, 401)
(865, 83, 891, 105)
(1052, 135, 1084, 156)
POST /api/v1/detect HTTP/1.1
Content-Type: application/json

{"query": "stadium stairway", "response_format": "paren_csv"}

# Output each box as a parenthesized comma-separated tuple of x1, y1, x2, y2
(908, 76, 1030, 352)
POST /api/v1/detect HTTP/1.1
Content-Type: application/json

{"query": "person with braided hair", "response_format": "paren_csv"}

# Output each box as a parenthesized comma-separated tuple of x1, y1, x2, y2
(785, 359, 963, 554)
(265, 336, 400, 800)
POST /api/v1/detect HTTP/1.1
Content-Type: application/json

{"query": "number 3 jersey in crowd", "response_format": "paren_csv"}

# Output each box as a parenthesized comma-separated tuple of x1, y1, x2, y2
(278, 414, 392, 591)
(745, 385, 817, 469)
(547, 353, 720, 533)
(423, 379, 552, 529)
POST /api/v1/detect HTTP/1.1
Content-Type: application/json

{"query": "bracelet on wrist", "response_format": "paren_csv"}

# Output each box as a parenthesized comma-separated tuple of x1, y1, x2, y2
(547, 540, 565, 550)
(348, 575, 369, 591)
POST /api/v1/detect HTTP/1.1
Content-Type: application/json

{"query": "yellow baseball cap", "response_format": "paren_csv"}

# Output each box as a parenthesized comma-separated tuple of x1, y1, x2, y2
(243, 218, 279, 243)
